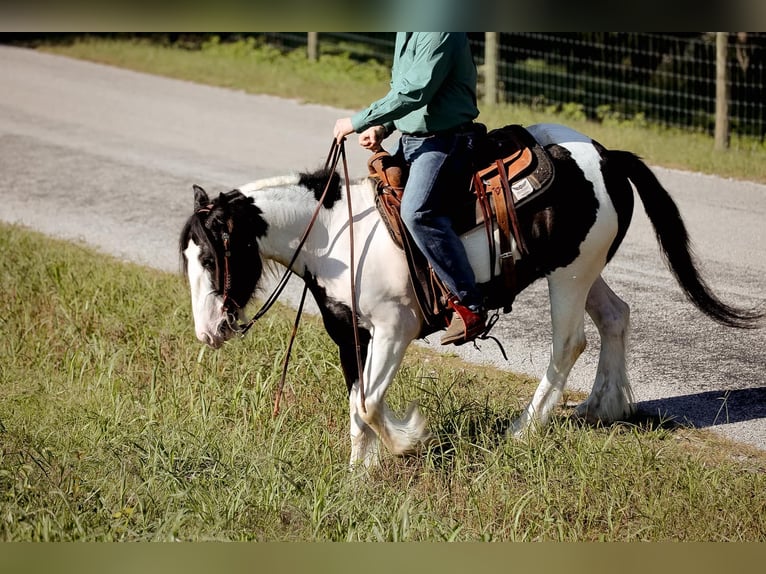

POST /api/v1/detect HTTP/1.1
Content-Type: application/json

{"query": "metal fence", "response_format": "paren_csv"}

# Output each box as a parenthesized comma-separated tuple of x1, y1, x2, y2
(263, 32, 766, 141)
(488, 32, 766, 140)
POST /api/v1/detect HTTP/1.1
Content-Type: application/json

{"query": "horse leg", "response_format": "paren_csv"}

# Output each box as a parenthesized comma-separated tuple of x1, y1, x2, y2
(510, 269, 593, 437)
(337, 342, 380, 469)
(348, 396, 380, 469)
(577, 275, 634, 423)
(348, 328, 432, 469)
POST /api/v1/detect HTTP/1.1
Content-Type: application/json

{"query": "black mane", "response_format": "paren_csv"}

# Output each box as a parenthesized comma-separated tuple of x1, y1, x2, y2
(298, 168, 342, 209)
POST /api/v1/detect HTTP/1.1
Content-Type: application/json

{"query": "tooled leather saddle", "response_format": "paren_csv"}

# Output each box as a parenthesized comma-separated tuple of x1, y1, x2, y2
(369, 123, 555, 338)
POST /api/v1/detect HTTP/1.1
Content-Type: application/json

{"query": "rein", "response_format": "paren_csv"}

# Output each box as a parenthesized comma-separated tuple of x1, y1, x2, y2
(237, 141, 345, 335)
(201, 139, 366, 416)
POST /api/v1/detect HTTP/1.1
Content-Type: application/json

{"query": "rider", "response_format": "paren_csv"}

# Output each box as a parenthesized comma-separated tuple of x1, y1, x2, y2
(333, 32, 485, 346)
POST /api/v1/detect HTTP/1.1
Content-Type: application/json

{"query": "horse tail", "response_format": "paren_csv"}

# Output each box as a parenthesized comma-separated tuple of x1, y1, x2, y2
(609, 149, 764, 329)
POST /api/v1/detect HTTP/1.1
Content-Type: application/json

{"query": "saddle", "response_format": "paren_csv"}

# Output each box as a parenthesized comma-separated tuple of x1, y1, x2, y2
(370, 124, 555, 337)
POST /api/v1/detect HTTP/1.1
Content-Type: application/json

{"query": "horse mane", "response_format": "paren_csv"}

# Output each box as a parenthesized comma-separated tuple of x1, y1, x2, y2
(238, 168, 342, 210)
(298, 168, 341, 209)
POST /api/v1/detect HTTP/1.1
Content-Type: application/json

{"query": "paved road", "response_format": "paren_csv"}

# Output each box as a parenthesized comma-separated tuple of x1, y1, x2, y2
(2, 46, 765, 450)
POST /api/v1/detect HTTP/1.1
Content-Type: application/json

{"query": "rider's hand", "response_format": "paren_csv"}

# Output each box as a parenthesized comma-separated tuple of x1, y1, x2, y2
(359, 126, 387, 151)
(333, 117, 354, 144)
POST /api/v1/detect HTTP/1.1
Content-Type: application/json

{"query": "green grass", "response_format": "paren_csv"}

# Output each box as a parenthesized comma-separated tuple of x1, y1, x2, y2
(36, 35, 766, 184)
(39, 35, 392, 112)
(2, 222, 765, 541)
(4, 36, 766, 541)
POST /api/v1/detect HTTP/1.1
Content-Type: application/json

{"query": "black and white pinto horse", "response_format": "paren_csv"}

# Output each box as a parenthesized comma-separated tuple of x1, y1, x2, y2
(180, 123, 762, 468)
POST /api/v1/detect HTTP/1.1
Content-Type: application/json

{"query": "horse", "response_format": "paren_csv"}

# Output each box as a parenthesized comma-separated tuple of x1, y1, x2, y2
(179, 123, 763, 469)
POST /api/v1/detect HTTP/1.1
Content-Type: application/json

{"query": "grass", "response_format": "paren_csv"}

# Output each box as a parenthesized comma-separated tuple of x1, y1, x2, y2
(1, 222, 765, 541)
(3, 36, 766, 541)
(34, 35, 766, 184)
(37, 35, 392, 113)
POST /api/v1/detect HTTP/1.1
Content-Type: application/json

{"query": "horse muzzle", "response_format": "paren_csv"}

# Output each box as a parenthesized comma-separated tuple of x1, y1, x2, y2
(196, 314, 239, 349)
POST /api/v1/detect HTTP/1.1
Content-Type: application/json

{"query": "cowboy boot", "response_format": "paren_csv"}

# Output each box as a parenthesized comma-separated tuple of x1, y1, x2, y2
(441, 299, 486, 346)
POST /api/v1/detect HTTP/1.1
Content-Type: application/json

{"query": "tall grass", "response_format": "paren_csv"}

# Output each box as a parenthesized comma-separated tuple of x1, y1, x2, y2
(36, 35, 766, 183)
(4, 36, 766, 541)
(1, 223, 765, 541)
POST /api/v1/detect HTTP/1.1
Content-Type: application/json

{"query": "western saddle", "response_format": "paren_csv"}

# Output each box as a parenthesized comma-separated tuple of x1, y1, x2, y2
(368, 123, 555, 338)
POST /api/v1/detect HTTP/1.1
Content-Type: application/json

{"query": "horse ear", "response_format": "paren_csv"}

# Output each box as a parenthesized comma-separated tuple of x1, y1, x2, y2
(193, 185, 209, 210)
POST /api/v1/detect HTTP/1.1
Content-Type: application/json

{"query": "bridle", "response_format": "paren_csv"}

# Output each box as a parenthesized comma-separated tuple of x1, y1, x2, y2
(194, 139, 367, 415)
(192, 208, 242, 317)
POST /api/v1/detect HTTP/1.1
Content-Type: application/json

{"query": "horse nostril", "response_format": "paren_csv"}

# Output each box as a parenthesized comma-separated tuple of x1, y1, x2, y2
(197, 330, 220, 349)
(217, 317, 240, 339)
(225, 312, 242, 332)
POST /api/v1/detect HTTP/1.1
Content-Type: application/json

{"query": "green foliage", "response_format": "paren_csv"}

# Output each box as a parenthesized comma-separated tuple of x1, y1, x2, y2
(596, 105, 650, 129)
(1, 224, 765, 541)
(548, 102, 587, 122)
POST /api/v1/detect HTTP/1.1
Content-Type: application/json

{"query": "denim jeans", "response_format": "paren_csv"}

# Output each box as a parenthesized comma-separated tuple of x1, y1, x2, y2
(393, 130, 482, 310)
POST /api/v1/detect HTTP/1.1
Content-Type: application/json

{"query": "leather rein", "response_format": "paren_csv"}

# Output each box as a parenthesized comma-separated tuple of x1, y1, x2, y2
(198, 139, 367, 416)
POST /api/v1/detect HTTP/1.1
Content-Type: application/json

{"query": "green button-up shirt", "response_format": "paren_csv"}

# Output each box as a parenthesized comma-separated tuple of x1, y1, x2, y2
(351, 33, 479, 136)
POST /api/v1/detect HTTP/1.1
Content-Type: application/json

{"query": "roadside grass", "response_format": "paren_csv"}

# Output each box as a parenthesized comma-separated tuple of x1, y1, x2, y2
(35, 35, 766, 184)
(37, 35, 392, 113)
(2, 223, 765, 541)
(5, 36, 766, 541)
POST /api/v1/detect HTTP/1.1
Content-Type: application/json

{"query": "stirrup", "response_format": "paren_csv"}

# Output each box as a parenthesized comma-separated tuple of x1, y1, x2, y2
(441, 301, 486, 346)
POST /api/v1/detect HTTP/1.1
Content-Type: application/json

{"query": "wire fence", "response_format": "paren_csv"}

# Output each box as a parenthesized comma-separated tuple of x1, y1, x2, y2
(263, 32, 766, 141)
(13, 32, 760, 140)
(488, 32, 766, 140)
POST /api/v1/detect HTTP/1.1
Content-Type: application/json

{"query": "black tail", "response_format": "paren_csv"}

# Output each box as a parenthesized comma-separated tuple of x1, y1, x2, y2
(609, 150, 764, 329)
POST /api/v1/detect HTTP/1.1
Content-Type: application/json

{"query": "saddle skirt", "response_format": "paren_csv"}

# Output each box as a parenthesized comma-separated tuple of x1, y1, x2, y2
(369, 123, 555, 337)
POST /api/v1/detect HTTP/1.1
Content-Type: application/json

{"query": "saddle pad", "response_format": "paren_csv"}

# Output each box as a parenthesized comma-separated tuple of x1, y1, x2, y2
(475, 124, 555, 210)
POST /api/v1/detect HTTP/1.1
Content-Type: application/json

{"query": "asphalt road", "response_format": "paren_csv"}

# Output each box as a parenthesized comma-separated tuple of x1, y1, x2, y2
(2, 45, 765, 450)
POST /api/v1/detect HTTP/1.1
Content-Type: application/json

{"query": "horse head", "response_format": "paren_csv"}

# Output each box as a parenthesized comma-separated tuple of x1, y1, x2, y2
(180, 185, 268, 348)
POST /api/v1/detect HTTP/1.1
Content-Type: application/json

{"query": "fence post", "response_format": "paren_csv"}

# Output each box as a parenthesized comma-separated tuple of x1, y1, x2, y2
(715, 32, 730, 150)
(307, 32, 318, 62)
(484, 32, 498, 106)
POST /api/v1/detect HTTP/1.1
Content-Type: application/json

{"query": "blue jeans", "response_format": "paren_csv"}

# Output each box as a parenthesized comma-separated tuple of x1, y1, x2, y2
(394, 131, 482, 310)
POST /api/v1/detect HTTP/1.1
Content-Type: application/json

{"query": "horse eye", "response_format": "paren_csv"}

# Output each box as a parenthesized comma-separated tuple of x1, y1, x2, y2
(200, 256, 215, 270)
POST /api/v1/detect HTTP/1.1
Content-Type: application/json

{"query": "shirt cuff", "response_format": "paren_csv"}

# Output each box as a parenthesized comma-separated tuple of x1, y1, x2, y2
(350, 110, 371, 133)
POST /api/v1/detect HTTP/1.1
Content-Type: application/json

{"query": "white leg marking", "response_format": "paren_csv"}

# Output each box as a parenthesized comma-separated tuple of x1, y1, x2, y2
(511, 260, 609, 437)
(578, 275, 634, 423)
(347, 328, 432, 468)
(349, 393, 381, 469)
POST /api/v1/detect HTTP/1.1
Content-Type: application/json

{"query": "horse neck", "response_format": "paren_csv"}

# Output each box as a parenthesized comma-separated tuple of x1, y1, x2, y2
(247, 183, 333, 270)
(249, 178, 380, 276)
